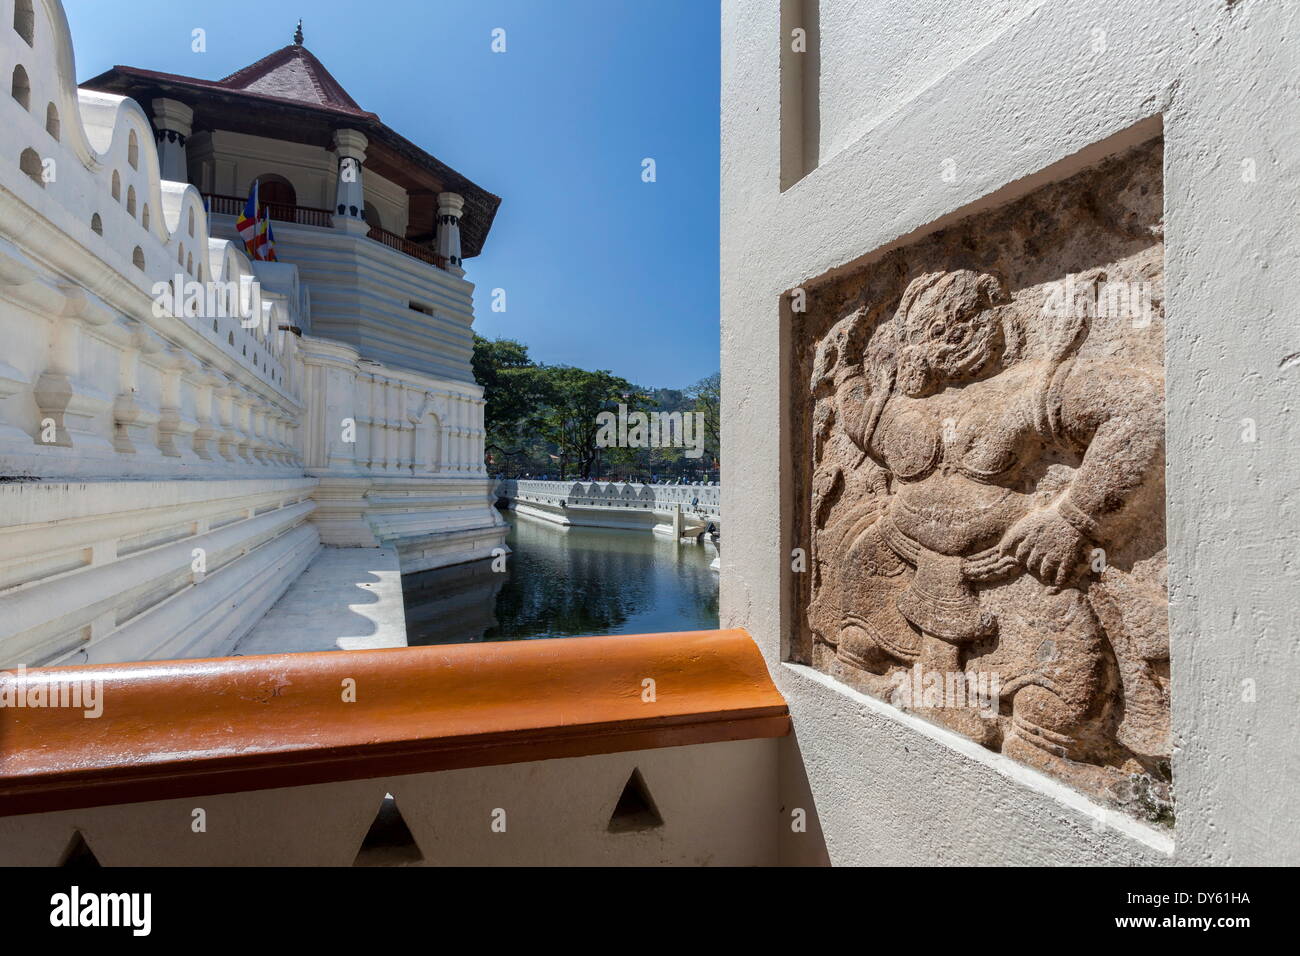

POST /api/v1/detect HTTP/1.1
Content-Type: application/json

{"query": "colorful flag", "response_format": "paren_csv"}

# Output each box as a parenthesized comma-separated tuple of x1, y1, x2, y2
(235, 180, 277, 262)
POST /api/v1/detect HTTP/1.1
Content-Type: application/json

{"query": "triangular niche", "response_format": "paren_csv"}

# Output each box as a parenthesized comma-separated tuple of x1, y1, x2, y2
(59, 829, 102, 868)
(607, 768, 664, 833)
(353, 794, 424, 866)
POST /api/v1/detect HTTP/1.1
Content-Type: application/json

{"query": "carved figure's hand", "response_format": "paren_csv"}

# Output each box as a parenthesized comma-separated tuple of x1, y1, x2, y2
(999, 507, 1086, 586)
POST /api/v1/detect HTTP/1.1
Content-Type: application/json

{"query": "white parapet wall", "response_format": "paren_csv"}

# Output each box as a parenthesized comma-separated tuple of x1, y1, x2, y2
(0, 0, 319, 665)
(497, 479, 720, 537)
(0, 477, 319, 666)
(0, 629, 789, 865)
(0, 0, 505, 664)
(0, 738, 778, 866)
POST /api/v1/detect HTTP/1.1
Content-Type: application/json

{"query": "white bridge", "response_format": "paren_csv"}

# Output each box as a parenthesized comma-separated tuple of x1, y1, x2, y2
(495, 479, 721, 540)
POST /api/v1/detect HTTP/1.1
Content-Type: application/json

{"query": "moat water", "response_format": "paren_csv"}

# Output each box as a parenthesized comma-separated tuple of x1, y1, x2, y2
(402, 512, 720, 645)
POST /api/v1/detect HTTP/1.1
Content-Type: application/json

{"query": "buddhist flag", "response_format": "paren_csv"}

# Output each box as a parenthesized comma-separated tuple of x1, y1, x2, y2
(235, 180, 277, 261)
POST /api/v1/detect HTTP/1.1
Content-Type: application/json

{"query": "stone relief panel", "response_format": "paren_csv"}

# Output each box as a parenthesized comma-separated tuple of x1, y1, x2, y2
(794, 139, 1169, 821)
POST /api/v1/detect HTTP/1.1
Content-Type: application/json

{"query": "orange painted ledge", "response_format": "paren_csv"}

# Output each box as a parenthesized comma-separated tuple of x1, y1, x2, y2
(0, 628, 788, 816)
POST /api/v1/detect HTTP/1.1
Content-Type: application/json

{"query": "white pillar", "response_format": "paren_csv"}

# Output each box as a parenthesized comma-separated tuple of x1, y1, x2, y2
(384, 378, 400, 474)
(191, 366, 220, 461)
(368, 371, 384, 471)
(158, 349, 200, 460)
(233, 389, 255, 463)
(152, 98, 193, 183)
(436, 192, 465, 274)
(332, 128, 369, 235)
(110, 320, 165, 458)
(353, 370, 371, 471)
(453, 396, 466, 471)
(475, 396, 487, 474)
(215, 378, 239, 462)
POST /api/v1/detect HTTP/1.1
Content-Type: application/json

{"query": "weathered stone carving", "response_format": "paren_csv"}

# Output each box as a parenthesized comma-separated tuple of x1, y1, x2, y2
(799, 140, 1169, 818)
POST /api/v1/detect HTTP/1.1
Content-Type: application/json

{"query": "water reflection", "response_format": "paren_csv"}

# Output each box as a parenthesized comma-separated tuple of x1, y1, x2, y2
(403, 512, 720, 644)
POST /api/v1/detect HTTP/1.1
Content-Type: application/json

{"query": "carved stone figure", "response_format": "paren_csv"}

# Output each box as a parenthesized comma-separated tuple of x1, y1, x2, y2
(802, 141, 1169, 816)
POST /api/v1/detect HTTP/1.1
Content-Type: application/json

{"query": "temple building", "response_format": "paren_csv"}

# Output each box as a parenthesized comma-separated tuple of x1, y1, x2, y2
(2, 0, 1294, 873)
(0, 4, 507, 665)
(83, 24, 498, 382)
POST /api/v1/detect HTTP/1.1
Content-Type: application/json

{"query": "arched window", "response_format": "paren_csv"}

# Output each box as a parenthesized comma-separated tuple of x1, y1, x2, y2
(19, 147, 43, 186)
(111, 170, 121, 201)
(45, 102, 59, 140)
(252, 174, 295, 216)
(91, 213, 103, 235)
(127, 185, 136, 217)
(186, 252, 193, 274)
(127, 129, 139, 169)
(14, 0, 34, 46)
(132, 247, 145, 270)
(141, 203, 150, 229)
(187, 207, 195, 236)
(363, 201, 383, 231)
(177, 244, 184, 265)
(11, 65, 30, 110)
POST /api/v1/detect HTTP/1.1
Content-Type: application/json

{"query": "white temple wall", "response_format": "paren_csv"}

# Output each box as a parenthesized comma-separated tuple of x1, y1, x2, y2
(299, 334, 504, 573)
(0, 0, 502, 664)
(258, 219, 481, 385)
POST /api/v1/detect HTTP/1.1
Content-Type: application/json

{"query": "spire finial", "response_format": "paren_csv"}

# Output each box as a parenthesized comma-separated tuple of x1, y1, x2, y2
(293, 19, 304, 45)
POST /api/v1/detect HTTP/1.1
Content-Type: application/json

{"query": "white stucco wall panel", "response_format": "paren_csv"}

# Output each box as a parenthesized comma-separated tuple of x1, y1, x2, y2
(0, 739, 780, 866)
(816, 0, 1044, 163)
(723, 0, 1299, 864)
(779, 666, 1170, 865)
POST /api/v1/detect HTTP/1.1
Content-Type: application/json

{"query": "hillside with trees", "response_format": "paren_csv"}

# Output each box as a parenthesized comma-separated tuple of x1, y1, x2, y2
(473, 334, 720, 481)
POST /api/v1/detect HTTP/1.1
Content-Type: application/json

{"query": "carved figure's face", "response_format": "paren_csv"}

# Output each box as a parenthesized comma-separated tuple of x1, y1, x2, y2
(894, 271, 1008, 397)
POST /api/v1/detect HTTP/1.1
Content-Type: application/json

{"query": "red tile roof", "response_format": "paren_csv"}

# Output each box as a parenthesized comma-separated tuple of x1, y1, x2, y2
(219, 44, 367, 115)
(98, 44, 377, 121)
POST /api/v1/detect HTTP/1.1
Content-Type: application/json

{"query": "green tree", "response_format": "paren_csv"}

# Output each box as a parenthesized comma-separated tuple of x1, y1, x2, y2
(472, 334, 545, 470)
(530, 366, 649, 479)
(471, 335, 713, 479)
(687, 372, 721, 466)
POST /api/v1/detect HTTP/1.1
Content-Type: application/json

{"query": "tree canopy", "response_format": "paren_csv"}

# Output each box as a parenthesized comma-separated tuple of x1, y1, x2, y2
(473, 334, 720, 480)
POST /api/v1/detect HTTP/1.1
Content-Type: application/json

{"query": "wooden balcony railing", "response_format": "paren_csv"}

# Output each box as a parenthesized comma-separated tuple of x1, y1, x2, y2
(202, 193, 334, 228)
(0, 629, 787, 816)
(202, 194, 450, 270)
(366, 223, 449, 271)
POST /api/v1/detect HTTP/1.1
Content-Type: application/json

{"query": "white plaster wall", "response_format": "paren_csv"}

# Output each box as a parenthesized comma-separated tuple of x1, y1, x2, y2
(294, 333, 503, 572)
(722, 0, 1300, 865)
(498, 480, 721, 536)
(268, 220, 480, 384)
(0, 478, 319, 665)
(815, 0, 1043, 163)
(0, 739, 780, 866)
(199, 211, 480, 385)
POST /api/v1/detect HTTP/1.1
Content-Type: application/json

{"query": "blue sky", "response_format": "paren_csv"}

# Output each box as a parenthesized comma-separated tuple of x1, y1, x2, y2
(63, 0, 721, 391)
